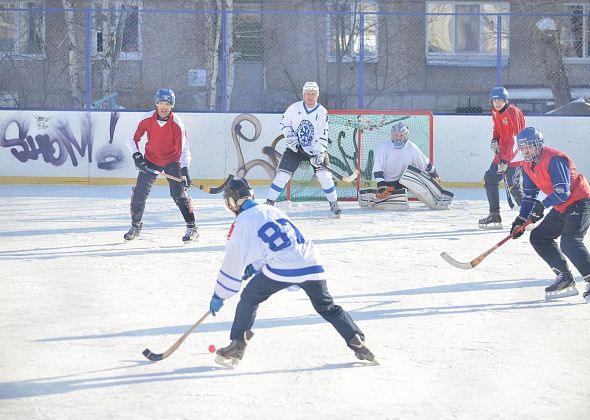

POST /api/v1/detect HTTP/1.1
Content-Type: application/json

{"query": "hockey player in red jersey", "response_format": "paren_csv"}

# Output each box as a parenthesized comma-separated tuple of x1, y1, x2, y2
(124, 88, 198, 244)
(510, 127, 590, 302)
(479, 86, 525, 229)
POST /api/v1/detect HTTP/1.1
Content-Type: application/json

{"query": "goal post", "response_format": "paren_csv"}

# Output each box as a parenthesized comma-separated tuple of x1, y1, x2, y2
(284, 110, 434, 202)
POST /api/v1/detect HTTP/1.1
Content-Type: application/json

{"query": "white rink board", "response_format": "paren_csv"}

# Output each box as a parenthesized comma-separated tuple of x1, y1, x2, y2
(0, 110, 588, 183)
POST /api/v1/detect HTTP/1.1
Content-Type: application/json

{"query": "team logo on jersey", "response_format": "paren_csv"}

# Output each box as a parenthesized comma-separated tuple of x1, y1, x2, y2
(227, 222, 235, 240)
(502, 117, 509, 125)
(297, 120, 314, 147)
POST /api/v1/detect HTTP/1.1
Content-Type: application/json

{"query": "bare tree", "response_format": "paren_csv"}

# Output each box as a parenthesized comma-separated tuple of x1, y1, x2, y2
(62, 0, 84, 107)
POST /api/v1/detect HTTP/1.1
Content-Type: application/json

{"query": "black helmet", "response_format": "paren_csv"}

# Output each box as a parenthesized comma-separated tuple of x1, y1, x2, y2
(224, 178, 254, 215)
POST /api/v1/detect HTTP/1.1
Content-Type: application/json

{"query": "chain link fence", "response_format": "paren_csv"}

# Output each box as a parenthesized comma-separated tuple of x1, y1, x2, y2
(1, 2, 589, 114)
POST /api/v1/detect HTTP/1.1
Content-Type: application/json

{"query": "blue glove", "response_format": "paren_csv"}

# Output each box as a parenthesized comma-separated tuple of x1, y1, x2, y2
(132, 152, 146, 172)
(209, 294, 224, 316)
(529, 199, 545, 223)
(243, 263, 258, 280)
(181, 167, 191, 188)
(310, 152, 325, 168)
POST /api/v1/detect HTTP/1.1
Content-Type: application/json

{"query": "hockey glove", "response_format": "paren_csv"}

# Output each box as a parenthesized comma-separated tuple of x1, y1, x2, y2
(529, 199, 545, 223)
(510, 216, 527, 239)
(209, 294, 224, 316)
(310, 152, 325, 169)
(285, 133, 299, 153)
(181, 167, 191, 188)
(497, 160, 508, 174)
(490, 139, 500, 154)
(132, 152, 146, 172)
(375, 186, 394, 200)
(242, 263, 258, 281)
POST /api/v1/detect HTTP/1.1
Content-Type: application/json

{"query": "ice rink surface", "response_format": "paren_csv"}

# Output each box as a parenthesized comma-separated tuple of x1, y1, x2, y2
(0, 184, 588, 419)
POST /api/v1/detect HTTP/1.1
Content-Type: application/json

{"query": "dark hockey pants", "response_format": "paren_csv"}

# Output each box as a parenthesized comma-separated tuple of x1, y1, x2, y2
(484, 163, 523, 213)
(529, 199, 590, 277)
(129, 161, 195, 225)
(230, 272, 364, 346)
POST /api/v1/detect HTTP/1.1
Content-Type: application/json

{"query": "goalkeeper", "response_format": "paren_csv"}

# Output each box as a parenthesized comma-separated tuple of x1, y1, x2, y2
(361, 122, 449, 210)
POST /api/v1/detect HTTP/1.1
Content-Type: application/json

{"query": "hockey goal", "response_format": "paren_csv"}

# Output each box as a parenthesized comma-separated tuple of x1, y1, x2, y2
(284, 110, 434, 202)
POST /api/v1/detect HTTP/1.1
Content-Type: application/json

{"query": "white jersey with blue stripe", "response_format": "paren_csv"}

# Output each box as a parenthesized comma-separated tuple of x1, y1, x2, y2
(214, 202, 325, 300)
(280, 101, 329, 156)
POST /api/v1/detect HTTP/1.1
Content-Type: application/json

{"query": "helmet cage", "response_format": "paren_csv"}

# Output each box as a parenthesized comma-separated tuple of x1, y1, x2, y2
(516, 128, 543, 162)
(223, 179, 254, 215)
(391, 122, 409, 149)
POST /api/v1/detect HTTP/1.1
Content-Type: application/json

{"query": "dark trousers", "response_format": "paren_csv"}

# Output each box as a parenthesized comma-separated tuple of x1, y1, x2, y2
(529, 198, 590, 277)
(129, 160, 195, 225)
(230, 272, 363, 347)
(484, 163, 523, 213)
(278, 148, 329, 174)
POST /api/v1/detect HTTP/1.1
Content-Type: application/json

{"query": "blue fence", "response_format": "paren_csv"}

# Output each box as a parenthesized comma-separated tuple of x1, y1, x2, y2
(0, 4, 589, 114)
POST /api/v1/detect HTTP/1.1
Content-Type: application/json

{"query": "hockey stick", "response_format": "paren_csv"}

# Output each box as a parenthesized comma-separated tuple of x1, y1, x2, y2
(326, 166, 359, 183)
(144, 166, 234, 194)
(502, 172, 515, 209)
(142, 310, 211, 362)
(440, 220, 532, 270)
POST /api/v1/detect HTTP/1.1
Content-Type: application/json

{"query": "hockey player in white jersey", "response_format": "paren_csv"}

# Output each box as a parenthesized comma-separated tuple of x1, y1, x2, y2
(209, 178, 376, 366)
(266, 82, 342, 217)
(361, 122, 452, 210)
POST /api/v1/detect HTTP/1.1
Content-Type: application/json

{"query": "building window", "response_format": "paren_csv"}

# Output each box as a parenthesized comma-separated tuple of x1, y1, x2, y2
(326, 0, 378, 62)
(562, 4, 590, 60)
(0, 1, 44, 56)
(234, 8, 263, 61)
(426, 1, 509, 66)
(93, 0, 142, 60)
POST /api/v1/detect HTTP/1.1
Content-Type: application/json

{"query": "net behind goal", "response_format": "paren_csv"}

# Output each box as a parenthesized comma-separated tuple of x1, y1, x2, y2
(285, 110, 434, 202)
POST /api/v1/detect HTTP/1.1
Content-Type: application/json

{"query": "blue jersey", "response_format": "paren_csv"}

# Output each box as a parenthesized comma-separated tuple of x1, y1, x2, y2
(214, 202, 325, 300)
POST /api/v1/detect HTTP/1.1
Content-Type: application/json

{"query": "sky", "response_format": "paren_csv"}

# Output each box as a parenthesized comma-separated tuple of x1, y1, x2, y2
(0, 184, 589, 420)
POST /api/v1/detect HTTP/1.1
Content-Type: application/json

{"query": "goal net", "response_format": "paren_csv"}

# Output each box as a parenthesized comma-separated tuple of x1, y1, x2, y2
(284, 110, 433, 202)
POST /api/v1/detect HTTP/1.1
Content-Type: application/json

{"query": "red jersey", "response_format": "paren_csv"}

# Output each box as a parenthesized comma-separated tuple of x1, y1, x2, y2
(522, 147, 590, 213)
(129, 111, 191, 167)
(491, 103, 525, 166)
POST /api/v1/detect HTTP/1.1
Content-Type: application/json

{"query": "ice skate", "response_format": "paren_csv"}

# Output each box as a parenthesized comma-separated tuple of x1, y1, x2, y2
(123, 222, 143, 241)
(215, 339, 246, 367)
(478, 213, 502, 230)
(329, 201, 342, 218)
(265, 199, 275, 206)
(182, 224, 199, 244)
(214, 330, 253, 367)
(545, 268, 579, 300)
(583, 275, 590, 304)
(348, 334, 378, 364)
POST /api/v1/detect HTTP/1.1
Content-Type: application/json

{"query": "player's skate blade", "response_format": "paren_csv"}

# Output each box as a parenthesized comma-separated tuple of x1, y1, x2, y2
(214, 354, 241, 367)
(545, 285, 579, 300)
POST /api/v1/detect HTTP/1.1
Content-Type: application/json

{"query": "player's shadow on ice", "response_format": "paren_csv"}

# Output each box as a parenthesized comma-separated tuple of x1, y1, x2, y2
(0, 361, 363, 400)
(36, 277, 582, 344)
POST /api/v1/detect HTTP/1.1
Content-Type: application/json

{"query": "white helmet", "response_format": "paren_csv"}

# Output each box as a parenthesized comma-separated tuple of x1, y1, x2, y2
(302, 81, 319, 95)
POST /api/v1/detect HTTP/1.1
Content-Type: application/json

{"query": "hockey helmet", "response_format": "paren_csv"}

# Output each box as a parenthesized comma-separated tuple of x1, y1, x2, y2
(224, 178, 254, 215)
(489, 86, 508, 102)
(154, 88, 175, 107)
(516, 127, 544, 162)
(391, 122, 409, 149)
(302, 81, 319, 95)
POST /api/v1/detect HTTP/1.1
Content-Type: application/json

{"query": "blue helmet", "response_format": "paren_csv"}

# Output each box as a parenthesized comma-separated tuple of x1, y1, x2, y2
(391, 122, 409, 149)
(516, 127, 543, 162)
(489, 86, 508, 102)
(154, 88, 175, 107)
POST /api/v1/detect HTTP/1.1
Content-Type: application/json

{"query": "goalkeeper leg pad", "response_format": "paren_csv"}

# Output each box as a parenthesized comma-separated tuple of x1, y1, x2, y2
(400, 165, 453, 210)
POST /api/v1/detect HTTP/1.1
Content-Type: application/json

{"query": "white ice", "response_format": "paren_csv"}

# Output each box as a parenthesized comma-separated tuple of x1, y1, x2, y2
(1, 184, 589, 419)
